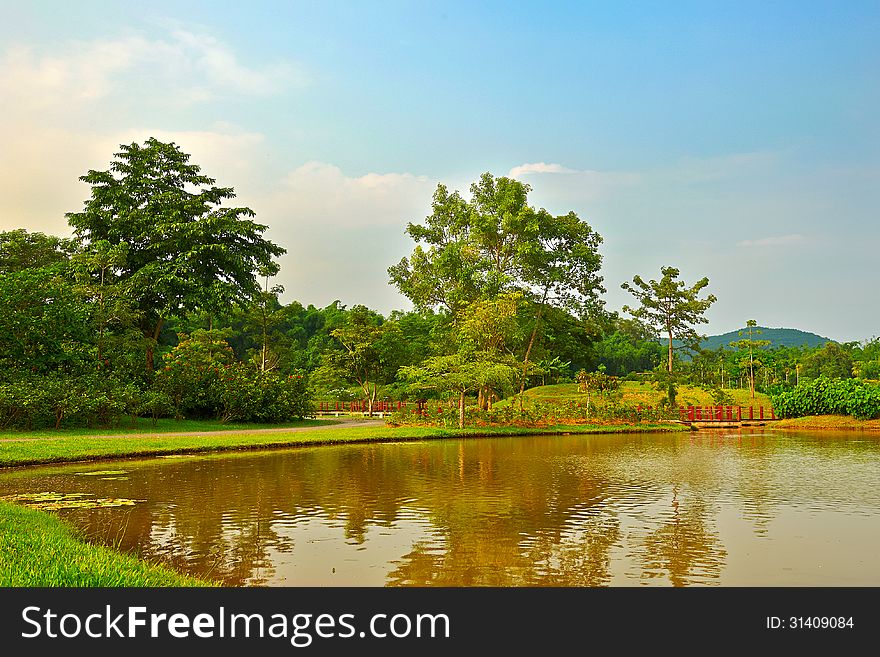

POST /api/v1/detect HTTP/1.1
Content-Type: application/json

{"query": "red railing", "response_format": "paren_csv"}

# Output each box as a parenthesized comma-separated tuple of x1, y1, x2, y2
(315, 400, 412, 413)
(679, 405, 776, 422)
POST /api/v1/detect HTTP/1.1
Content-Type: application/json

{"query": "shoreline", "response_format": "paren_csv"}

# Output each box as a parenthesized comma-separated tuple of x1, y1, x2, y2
(768, 415, 880, 431)
(0, 421, 688, 470)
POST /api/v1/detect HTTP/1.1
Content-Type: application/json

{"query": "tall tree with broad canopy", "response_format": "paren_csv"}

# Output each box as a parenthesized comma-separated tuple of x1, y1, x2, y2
(389, 172, 604, 397)
(66, 138, 285, 372)
(621, 266, 717, 373)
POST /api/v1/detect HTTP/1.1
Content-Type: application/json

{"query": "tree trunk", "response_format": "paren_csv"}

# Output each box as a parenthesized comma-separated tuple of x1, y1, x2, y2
(667, 330, 674, 373)
(145, 317, 165, 373)
(749, 343, 755, 398)
(459, 390, 465, 429)
(519, 288, 549, 410)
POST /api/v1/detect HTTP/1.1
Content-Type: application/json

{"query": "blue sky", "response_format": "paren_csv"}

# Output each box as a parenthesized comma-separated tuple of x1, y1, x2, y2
(2, 1, 878, 341)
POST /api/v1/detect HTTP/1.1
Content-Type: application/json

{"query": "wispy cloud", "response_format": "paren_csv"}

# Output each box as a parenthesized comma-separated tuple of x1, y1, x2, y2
(737, 234, 807, 248)
(0, 29, 306, 114)
(508, 162, 577, 177)
(270, 162, 434, 228)
(506, 162, 638, 204)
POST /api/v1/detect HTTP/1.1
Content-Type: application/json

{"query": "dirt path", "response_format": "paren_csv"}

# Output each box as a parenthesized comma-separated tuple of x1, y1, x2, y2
(0, 417, 387, 443)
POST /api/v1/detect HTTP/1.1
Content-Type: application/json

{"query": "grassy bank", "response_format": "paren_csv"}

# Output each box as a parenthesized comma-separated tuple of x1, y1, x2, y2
(0, 501, 212, 586)
(770, 415, 880, 431)
(0, 419, 684, 586)
(516, 381, 774, 409)
(0, 421, 687, 468)
(0, 417, 329, 440)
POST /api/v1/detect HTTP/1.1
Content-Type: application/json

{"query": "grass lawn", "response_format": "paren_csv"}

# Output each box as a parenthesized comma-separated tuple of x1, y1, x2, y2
(515, 381, 774, 409)
(0, 417, 330, 440)
(0, 501, 212, 586)
(0, 421, 688, 468)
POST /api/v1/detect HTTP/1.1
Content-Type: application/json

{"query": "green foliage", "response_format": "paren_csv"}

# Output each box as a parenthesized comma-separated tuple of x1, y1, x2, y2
(154, 330, 235, 418)
(594, 318, 664, 376)
(0, 371, 140, 430)
(66, 137, 285, 370)
(0, 229, 73, 272)
(0, 267, 93, 373)
(621, 266, 716, 372)
(800, 342, 854, 380)
(702, 384, 733, 406)
(771, 376, 880, 420)
(153, 329, 313, 422)
(390, 173, 603, 315)
(576, 369, 621, 394)
(324, 305, 403, 408)
(216, 365, 313, 423)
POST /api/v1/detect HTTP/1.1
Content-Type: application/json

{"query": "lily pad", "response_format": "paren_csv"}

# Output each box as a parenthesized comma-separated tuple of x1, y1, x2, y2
(2, 491, 143, 511)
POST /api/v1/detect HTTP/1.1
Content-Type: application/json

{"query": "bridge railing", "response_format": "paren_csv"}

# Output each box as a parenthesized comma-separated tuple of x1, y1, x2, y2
(679, 405, 776, 422)
(315, 400, 412, 414)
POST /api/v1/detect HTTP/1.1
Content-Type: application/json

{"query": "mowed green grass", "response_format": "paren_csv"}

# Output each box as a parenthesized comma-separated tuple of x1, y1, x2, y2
(0, 501, 212, 586)
(0, 422, 687, 468)
(0, 417, 329, 440)
(518, 381, 774, 409)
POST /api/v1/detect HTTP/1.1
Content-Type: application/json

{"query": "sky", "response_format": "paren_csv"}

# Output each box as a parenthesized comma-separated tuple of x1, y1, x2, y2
(1, 1, 878, 342)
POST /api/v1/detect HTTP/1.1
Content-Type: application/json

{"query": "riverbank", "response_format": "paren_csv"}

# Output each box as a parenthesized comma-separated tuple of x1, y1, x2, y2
(0, 420, 687, 469)
(770, 415, 880, 431)
(0, 500, 212, 586)
(0, 420, 685, 586)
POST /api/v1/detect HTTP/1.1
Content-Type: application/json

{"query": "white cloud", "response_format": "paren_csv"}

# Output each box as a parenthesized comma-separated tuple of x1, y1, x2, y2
(0, 125, 268, 236)
(0, 29, 304, 115)
(737, 234, 808, 248)
(508, 162, 577, 177)
(505, 162, 639, 206)
(269, 162, 434, 228)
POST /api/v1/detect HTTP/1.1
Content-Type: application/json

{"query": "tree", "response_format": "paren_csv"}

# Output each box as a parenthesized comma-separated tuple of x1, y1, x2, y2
(324, 305, 402, 414)
(730, 320, 771, 398)
(399, 355, 518, 429)
(389, 172, 604, 399)
(66, 138, 285, 372)
(800, 342, 854, 380)
(0, 267, 92, 375)
(457, 292, 523, 409)
(0, 229, 73, 273)
(621, 266, 717, 373)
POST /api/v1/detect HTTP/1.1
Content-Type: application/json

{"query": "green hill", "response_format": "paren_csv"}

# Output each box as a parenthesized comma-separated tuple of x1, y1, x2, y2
(701, 327, 832, 351)
(671, 327, 832, 358)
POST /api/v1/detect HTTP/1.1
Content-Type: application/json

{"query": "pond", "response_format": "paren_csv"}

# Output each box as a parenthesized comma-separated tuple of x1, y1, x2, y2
(1, 429, 878, 586)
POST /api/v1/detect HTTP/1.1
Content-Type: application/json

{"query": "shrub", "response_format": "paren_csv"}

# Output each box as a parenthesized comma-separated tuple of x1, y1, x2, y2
(771, 376, 880, 420)
(216, 365, 313, 423)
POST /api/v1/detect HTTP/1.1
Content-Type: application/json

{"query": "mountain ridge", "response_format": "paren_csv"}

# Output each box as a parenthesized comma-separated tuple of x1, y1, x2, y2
(698, 327, 832, 351)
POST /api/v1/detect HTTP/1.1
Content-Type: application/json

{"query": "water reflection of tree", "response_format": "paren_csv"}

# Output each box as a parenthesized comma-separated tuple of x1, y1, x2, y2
(5, 430, 878, 585)
(636, 488, 726, 586)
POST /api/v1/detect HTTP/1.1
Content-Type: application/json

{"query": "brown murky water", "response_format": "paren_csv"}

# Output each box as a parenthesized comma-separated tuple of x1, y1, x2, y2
(1, 429, 878, 586)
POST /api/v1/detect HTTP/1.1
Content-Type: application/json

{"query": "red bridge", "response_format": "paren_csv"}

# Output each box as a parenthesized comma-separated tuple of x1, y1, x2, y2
(680, 405, 777, 423)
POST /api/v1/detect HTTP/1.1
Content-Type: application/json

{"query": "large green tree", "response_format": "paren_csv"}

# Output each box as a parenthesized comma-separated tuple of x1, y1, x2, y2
(621, 266, 716, 373)
(66, 138, 285, 371)
(389, 172, 604, 395)
(389, 173, 603, 316)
